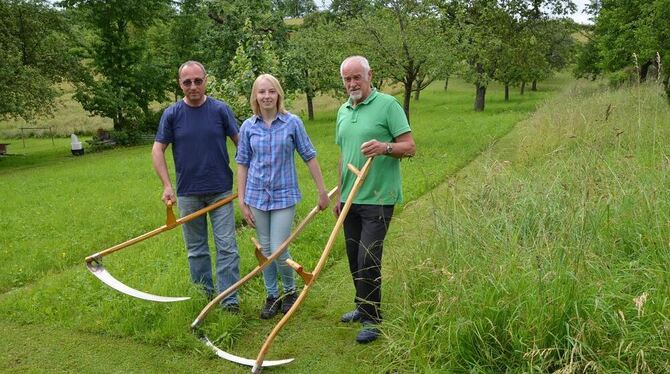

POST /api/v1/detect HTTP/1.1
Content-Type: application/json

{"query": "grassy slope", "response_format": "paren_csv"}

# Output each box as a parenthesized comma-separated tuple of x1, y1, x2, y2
(380, 82, 670, 372)
(0, 84, 112, 138)
(1, 78, 564, 373)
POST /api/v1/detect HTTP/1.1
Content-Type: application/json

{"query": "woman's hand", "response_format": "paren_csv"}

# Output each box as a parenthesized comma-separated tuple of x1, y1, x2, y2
(240, 203, 255, 228)
(317, 190, 330, 211)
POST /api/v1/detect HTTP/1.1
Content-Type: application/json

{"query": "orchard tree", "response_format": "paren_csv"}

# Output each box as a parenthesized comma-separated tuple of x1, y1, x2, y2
(273, 0, 316, 17)
(203, 0, 289, 82)
(452, 0, 508, 111)
(209, 19, 281, 120)
(588, 0, 670, 95)
(509, 0, 577, 90)
(0, 0, 77, 121)
(346, 0, 452, 121)
(283, 21, 343, 120)
(62, 0, 174, 131)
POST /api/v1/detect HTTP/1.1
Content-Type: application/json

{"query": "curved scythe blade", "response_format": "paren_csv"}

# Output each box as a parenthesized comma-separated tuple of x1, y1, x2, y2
(86, 260, 190, 303)
(200, 335, 293, 367)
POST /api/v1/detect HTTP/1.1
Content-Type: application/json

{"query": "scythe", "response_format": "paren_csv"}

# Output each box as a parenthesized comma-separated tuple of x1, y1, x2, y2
(190, 158, 373, 372)
(85, 194, 238, 302)
(251, 158, 373, 373)
(190, 187, 338, 368)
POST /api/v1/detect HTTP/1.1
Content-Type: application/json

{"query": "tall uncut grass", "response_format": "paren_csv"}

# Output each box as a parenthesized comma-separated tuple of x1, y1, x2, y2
(381, 81, 670, 372)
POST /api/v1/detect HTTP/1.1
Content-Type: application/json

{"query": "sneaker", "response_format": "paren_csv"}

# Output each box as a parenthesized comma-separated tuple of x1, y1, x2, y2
(220, 303, 240, 314)
(356, 322, 380, 344)
(280, 291, 298, 314)
(260, 296, 281, 319)
(340, 309, 362, 323)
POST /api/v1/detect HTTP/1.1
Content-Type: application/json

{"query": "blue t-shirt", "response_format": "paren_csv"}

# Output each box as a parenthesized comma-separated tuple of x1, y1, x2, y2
(235, 112, 317, 211)
(155, 97, 239, 196)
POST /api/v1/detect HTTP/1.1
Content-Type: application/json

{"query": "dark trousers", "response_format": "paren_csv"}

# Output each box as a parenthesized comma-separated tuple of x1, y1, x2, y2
(342, 203, 394, 323)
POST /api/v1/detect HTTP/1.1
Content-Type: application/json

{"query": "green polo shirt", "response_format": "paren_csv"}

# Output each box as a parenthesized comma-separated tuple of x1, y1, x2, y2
(335, 89, 411, 205)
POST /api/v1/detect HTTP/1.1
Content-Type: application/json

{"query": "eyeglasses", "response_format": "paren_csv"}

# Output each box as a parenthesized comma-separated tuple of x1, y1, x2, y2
(181, 78, 205, 87)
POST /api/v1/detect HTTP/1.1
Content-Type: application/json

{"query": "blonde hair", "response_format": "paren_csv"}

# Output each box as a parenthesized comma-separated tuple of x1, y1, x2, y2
(250, 74, 287, 116)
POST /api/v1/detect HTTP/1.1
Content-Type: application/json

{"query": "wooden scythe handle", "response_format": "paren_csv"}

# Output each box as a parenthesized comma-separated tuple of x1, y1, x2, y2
(252, 158, 374, 372)
(191, 186, 338, 330)
(85, 194, 238, 263)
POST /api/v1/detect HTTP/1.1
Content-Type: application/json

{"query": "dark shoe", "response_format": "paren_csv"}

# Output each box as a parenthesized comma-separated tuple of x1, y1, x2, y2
(260, 296, 281, 319)
(340, 309, 362, 323)
(280, 291, 298, 314)
(220, 303, 240, 314)
(356, 323, 380, 344)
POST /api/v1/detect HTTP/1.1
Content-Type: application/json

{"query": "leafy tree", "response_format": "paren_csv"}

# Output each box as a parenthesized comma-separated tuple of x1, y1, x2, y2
(209, 19, 280, 120)
(329, 0, 373, 19)
(573, 33, 602, 80)
(450, 0, 507, 111)
(345, 0, 453, 121)
(598, 0, 668, 79)
(203, 0, 288, 82)
(61, 0, 174, 131)
(273, 0, 316, 17)
(0, 0, 77, 121)
(283, 20, 343, 120)
(155, 0, 210, 101)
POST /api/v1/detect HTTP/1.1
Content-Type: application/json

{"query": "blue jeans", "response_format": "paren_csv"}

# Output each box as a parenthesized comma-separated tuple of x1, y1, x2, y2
(250, 205, 296, 298)
(178, 191, 240, 305)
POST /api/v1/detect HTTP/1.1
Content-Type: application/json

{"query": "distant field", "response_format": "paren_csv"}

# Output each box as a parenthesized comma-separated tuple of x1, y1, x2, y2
(0, 84, 113, 138)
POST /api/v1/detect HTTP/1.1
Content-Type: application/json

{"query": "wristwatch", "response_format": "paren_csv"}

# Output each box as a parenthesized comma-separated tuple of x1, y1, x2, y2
(385, 142, 393, 155)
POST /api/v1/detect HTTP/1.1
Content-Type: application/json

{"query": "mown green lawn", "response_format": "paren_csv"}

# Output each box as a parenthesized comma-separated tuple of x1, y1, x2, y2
(1, 77, 568, 373)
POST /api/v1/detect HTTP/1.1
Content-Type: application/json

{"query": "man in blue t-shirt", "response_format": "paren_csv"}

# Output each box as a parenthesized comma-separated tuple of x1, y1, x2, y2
(152, 61, 241, 311)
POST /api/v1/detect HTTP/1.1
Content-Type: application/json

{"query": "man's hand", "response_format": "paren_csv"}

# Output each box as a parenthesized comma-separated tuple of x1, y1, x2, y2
(162, 186, 176, 206)
(333, 202, 341, 218)
(360, 139, 385, 157)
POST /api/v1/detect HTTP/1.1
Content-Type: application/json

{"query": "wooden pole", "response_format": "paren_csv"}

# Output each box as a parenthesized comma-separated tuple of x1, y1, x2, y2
(252, 158, 374, 373)
(85, 194, 237, 262)
(191, 187, 338, 330)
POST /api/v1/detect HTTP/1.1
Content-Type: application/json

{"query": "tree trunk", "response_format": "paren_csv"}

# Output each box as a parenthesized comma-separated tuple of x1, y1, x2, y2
(531, 79, 537, 91)
(114, 111, 123, 131)
(413, 77, 424, 101)
(504, 84, 509, 102)
(520, 81, 526, 95)
(444, 76, 449, 91)
(474, 83, 486, 112)
(306, 93, 314, 121)
(403, 81, 412, 122)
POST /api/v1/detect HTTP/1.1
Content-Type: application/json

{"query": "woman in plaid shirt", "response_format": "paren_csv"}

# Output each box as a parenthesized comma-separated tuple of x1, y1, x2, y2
(236, 74, 330, 319)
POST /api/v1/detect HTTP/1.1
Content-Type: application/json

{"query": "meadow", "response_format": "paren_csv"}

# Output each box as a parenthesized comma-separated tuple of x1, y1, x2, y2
(3, 75, 666, 373)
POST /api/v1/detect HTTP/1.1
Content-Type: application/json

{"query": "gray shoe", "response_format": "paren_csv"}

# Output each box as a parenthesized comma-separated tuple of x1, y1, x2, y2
(356, 322, 380, 344)
(260, 296, 281, 319)
(281, 291, 298, 314)
(220, 303, 240, 314)
(340, 309, 362, 323)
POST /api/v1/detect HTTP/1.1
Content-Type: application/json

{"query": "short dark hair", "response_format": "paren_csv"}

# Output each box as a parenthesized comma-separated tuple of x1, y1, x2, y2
(178, 61, 207, 78)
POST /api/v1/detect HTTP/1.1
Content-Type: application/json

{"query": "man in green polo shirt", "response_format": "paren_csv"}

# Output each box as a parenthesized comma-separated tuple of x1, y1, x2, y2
(334, 55, 416, 343)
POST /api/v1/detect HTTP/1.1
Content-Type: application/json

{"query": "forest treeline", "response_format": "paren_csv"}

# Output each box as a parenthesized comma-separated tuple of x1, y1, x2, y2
(1, 0, 668, 141)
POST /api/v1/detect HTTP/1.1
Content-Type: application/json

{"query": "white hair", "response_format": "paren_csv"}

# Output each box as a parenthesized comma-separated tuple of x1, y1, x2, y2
(340, 56, 370, 77)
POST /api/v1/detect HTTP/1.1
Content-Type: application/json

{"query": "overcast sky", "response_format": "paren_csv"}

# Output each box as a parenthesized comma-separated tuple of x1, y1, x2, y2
(315, 0, 593, 25)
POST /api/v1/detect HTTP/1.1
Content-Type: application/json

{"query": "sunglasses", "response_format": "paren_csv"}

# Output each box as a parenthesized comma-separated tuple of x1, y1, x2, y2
(181, 78, 205, 87)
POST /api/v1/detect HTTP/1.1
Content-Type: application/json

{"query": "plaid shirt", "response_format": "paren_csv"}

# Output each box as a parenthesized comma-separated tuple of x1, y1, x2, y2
(235, 112, 317, 211)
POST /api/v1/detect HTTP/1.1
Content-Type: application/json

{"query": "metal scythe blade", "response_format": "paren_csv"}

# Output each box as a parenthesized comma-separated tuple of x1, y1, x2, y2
(85, 194, 237, 302)
(86, 260, 190, 303)
(200, 335, 294, 367)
